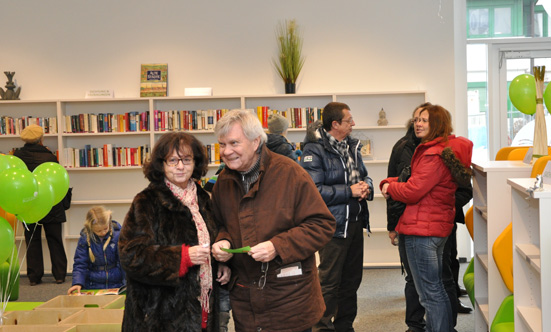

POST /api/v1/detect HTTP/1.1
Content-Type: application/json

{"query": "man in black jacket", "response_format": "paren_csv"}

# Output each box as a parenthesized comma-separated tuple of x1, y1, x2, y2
(13, 124, 67, 286)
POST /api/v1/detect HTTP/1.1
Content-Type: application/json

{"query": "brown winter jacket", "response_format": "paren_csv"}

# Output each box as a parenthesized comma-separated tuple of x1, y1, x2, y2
(212, 146, 336, 332)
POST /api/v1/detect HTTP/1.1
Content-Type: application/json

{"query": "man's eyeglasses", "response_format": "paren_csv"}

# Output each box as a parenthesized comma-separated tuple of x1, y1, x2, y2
(164, 157, 194, 167)
(341, 117, 354, 124)
(258, 262, 269, 289)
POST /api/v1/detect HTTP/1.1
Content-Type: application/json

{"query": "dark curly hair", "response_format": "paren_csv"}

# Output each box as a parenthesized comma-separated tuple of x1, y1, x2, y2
(143, 132, 208, 183)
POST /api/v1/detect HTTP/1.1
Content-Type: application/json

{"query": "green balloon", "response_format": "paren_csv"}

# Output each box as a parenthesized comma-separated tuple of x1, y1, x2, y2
(0, 169, 39, 215)
(32, 162, 69, 205)
(509, 74, 536, 115)
(0, 217, 15, 263)
(544, 83, 551, 115)
(16, 174, 55, 225)
(0, 155, 28, 173)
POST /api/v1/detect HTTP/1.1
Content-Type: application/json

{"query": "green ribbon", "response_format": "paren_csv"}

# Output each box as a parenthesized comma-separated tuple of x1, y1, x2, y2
(221, 246, 251, 254)
(536, 98, 543, 104)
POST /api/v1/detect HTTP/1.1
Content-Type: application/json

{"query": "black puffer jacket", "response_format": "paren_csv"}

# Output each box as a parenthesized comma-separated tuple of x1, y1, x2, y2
(386, 125, 420, 231)
(266, 133, 298, 161)
(300, 121, 373, 238)
(13, 143, 66, 223)
(119, 181, 219, 332)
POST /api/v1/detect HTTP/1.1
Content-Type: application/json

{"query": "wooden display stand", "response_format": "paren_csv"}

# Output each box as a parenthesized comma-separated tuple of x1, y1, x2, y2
(508, 178, 551, 332)
(471, 160, 532, 331)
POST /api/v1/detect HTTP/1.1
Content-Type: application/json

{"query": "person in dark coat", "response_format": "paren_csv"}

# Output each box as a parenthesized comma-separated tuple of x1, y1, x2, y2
(210, 109, 335, 332)
(266, 113, 299, 161)
(13, 124, 67, 286)
(300, 102, 374, 332)
(119, 131, 230, 332)
(67, 206, 125, 294)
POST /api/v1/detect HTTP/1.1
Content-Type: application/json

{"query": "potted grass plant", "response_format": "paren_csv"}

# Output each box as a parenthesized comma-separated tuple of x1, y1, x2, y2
(273, 19, 305, 94)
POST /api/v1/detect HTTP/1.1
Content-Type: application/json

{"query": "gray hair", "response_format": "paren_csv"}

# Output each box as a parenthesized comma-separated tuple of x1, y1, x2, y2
(214, 109, 267, 146)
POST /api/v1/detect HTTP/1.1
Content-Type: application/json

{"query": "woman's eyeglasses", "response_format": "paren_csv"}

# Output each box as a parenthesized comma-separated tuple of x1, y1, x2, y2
(164, 157, 193, 167)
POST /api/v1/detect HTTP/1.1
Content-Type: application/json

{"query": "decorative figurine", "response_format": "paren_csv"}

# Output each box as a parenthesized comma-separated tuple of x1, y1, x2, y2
(377, 108, 388, 126)
(0, 72, 21, 100)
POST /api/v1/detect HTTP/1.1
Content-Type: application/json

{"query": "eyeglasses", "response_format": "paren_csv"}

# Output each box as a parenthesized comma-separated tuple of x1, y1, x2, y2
(341, 117, 354, 124)
(258, 262, 269, 289)
(164, 157, 194, 167)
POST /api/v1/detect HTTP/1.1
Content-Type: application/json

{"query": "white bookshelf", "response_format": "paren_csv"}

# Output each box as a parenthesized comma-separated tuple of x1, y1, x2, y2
(0, 91, 425, 271)
(508, 178, 551, 332)
(471, 161, 532, 331)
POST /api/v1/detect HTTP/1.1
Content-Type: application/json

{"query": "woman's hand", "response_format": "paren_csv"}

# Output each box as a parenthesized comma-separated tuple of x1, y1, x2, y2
(189, 244, 211, 265)
(212, 240, 233, 262)
(217, 263, 231, 285)
(67, 285, 82, 295)
(381, 183, 390, 199)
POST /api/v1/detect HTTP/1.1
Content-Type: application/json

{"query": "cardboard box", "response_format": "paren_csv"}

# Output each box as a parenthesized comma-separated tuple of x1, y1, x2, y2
(0, 326, 71, 332)
(1, 309, 82, 325)
(34, 295, 125, 310)
(58, 309, 123, 325)
(62, 325, 122, 332)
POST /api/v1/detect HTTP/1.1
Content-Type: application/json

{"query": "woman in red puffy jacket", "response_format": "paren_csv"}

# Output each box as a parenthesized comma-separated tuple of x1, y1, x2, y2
(380, 104, 473, 332)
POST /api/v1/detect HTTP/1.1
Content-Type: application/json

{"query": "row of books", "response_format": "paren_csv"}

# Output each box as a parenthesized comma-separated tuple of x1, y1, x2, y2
(256, 107, 323, 129)
(61, 144, 150, 168)
(63, 112, 150, 134)
(0, 116, 58, 135)
(153, 109, 230, 131)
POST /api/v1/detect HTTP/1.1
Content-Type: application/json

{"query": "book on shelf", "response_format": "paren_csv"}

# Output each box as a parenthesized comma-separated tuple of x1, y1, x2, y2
(62, 144, 150, 168)
(140, 63, 168, 97)
(63, 111, 149, 133)
(0, 116, 57, 135)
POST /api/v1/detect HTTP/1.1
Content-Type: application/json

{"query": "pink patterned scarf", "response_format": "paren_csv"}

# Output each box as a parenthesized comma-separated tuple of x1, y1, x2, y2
(166, 179, 212, 314)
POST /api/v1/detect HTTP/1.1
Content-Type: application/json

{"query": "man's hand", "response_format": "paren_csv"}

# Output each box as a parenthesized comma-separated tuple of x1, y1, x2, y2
(212, 240, 233, 262)
(216, 263, 231, 285)
(249, 241, 277, 263)
(351, 181, 370, 200)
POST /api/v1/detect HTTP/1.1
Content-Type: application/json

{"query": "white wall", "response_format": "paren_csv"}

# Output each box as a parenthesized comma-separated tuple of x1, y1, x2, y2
(2, 0, 457, 111)
(2, 0, 472, 259)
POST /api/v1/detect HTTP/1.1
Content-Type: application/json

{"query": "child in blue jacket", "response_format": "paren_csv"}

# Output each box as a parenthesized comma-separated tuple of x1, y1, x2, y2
(67, 206, 125, 294)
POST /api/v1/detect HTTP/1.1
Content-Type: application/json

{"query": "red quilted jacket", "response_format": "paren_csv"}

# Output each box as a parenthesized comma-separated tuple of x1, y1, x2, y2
(380, 135, 473, 237)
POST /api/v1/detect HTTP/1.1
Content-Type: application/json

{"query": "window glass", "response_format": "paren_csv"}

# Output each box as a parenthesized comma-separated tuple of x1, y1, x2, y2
(494, 7, 512, 35)
(469, 8, 489, 35)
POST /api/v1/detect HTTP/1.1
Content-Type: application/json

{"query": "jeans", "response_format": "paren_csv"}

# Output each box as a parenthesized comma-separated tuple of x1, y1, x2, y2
(399, 225, 459, 331)
(404, 235, 453, 332)
(219, 286, 231, 312)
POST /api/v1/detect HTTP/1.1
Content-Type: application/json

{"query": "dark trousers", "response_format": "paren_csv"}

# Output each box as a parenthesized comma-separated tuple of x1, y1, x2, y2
(398, 224, 459, 331)
(314, 221, 364, 332)
(24, 222, 67, 282)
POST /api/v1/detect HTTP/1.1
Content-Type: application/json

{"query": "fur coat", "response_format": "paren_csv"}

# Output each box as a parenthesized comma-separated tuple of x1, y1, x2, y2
(119, 180, 219, 332)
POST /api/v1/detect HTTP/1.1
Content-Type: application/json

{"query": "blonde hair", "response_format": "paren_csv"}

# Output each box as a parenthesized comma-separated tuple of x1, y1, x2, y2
(83, 206, 113, 263)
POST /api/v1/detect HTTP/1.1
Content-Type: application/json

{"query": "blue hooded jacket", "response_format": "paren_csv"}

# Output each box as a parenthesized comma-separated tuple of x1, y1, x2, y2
(71, 220, 126, 289)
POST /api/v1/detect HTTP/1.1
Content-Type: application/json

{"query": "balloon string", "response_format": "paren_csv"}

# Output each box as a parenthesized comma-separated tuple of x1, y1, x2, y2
(1, 220, 38, 317)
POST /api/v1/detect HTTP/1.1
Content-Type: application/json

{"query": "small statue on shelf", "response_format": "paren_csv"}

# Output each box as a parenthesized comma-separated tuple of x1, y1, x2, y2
(0, 72, 21, 100)
(377, 108, 388, 126)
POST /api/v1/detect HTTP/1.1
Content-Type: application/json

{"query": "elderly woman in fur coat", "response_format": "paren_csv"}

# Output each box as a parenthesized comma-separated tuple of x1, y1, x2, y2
(119, 132, 230, 332)
(380, 104, 473, 332)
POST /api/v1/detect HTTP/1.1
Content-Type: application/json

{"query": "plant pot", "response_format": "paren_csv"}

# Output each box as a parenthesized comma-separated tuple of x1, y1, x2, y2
(285, 83, 296, 94)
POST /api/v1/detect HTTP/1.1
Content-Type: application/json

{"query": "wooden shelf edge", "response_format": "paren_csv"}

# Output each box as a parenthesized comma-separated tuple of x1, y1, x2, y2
(517, 305, 542, 332)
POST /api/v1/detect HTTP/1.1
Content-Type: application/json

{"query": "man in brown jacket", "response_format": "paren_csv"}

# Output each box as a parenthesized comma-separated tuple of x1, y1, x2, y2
(211, 109, 336, 332)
